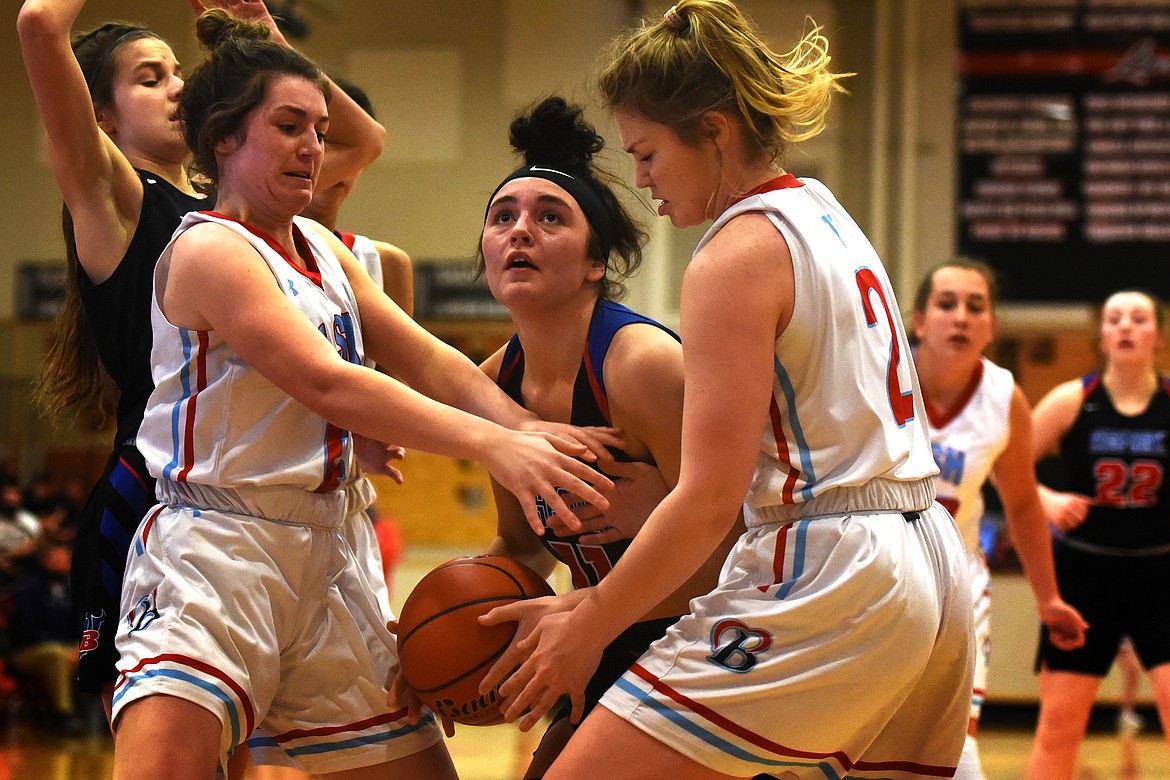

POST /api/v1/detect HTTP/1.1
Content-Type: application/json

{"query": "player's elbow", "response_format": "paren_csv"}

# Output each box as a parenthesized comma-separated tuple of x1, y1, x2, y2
(17, 2, 57, 45)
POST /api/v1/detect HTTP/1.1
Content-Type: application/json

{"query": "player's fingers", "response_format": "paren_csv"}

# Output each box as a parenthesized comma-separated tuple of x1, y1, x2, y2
(544, 497, 596, 535)
(386, 674, 416, 719)
(568, 690, 586, 725)
(479, 601, 523, 628)
(601, 458, 654, 479)
(575, 527, 622, 545)
(568, 426, 626, 462)
(555, 452, 616, 492)
(501, 679, 540, 723)
(542, 493, 583, 533)
(518, 696, 556, 733)
(551, 469, 612, 516)
(184, 0, 208, 13)
(514, 497, 547, 536)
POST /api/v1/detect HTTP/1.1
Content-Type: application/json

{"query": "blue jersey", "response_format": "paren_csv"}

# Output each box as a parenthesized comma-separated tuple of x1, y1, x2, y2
(496, 299, 678, 588)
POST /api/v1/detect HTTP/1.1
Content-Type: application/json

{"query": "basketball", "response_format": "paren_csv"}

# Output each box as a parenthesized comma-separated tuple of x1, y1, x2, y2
(396, 554, 554, 726)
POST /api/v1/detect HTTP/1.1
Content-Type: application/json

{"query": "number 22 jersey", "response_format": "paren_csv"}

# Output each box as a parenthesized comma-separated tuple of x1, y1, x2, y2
(1059, 372, 1170, 551)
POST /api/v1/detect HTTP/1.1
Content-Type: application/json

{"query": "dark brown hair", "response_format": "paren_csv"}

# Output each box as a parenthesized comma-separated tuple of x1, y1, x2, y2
(476, 96, 647, 301)
(180, 9, 330, 187)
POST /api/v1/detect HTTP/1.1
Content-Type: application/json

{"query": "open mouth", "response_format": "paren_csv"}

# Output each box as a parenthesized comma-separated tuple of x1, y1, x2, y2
(505, 254, 537, 271)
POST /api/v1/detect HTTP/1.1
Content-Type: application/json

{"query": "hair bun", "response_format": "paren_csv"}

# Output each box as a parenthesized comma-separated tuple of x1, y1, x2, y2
(195, 8, 272, 50)
(509, 96, 604, 172)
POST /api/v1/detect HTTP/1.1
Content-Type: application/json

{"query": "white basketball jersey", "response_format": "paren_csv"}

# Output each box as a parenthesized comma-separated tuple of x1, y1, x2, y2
(140, 211, 364, 493)
(342, 232, 384, 291)
(926, 357, 1014, 552)
(694, 178, 937, 524)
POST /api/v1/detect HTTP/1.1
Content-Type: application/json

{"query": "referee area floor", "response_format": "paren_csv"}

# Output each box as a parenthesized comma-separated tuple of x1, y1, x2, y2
(0, 545, 1166, 779)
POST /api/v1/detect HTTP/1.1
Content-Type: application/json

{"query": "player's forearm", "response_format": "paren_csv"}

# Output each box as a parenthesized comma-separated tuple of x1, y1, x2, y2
(307, 362, 500, 464)
(410, 342, 533, 430)
(1005, 501, 1062, 606)
(576, 486, 739, 639)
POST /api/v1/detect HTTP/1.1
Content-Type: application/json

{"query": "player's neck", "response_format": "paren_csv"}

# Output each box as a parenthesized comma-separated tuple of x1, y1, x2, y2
(1102, 364, 1159, 405)
(511, 298, 595, 389)
(916, 350, 981, 411)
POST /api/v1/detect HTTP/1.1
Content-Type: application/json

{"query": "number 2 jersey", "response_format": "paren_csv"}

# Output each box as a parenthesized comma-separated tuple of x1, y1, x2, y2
(496, 299, 679, 589)
(1059, 372, 1170, 551)
(696, 175, 938, 528)
(139, 211, 363, 494)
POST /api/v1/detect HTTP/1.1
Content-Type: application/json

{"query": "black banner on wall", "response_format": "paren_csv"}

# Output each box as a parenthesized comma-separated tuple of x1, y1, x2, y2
(957, 2, 1170, 302)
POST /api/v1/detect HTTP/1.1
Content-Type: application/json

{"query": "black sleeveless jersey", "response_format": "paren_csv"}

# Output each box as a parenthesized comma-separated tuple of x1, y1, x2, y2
(496, 299, 679, 588)
(1059, 372, 1170, 550)
(75, 171, 209, 447)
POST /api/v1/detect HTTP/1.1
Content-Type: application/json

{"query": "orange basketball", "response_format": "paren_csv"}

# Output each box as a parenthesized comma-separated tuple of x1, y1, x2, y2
(396, 554, 554, 725)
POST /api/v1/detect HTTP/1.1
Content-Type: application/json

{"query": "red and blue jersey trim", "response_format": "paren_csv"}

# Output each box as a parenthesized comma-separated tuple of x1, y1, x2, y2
(163, 329, 210, 483)
(772, 355, 815, 503)
(246, 710, 437, 759)
(114, 652, 256, 749)
(616, 660, 958, 778)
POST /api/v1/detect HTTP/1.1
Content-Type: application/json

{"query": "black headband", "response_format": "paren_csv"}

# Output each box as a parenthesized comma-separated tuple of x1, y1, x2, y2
(486, 164, 615, 262)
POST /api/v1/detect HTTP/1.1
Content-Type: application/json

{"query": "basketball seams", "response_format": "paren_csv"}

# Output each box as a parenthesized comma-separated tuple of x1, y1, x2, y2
(395, 555, 554, 724)
(398, 595, 522, 647)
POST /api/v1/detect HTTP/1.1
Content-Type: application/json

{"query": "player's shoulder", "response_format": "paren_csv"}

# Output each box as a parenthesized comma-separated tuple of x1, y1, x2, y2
(606, 320, 681, 374)
(1037, 377, 1089, 418)
(478, 343, 508, 381)
(173, 217, 250, 256)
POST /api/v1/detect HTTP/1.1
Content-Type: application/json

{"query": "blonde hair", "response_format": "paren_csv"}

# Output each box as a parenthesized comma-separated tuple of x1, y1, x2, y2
(597, 0, 850, 164)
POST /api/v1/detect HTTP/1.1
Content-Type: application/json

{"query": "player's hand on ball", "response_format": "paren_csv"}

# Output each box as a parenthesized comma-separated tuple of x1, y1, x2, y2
(479, 590, 584, 701)
(482, 605, 603, 732)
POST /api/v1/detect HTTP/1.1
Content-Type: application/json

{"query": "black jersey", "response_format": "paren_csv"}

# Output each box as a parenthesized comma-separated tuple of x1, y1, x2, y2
(1059, 372, 1170, 550)
(497, 299, 679, 588)
(74, 171, 208, 447)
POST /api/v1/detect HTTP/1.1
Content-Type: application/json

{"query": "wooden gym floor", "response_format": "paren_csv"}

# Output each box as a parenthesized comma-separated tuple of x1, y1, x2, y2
(2, 545, 1166, 780)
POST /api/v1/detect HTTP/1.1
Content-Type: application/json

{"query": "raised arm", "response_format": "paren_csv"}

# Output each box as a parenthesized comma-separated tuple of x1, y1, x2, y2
(188, 0, 385, 188)
(989, 385, 1087, 650)
(18, 0, 145, 280)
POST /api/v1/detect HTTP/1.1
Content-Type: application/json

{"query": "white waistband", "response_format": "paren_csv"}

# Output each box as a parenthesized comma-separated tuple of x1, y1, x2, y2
(744, 477, 936, 528)
(157, 480, 368, 530)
